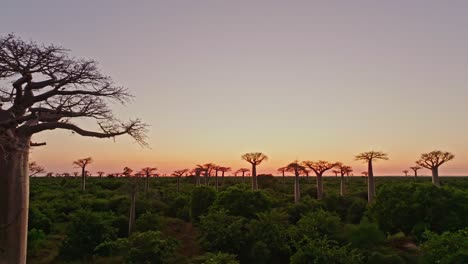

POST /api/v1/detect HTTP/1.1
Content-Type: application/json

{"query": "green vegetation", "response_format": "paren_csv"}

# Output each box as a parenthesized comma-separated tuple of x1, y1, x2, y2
(27, 176, 468, 263)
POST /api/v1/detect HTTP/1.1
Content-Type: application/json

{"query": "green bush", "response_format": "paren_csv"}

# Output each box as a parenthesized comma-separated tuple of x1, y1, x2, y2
(190, 186, 217, 222)
(213, 186, 271, 218)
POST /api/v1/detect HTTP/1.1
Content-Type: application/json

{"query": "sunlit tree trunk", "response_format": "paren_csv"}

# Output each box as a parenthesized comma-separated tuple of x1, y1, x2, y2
(316, 174, 324, 199)
(368, 160, 375, 203)
(432, 167, 440, 187)
(0, 137, 30, 264)
(251, 164, 257, 191)
(294, 170, 300, 203)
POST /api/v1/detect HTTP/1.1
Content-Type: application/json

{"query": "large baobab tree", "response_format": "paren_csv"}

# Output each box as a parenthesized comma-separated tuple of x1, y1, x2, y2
(140, 167, 157, 193)
(0, 35, 147, 263)
(410, 166, 421, 178)
(241, 152, 268, 190)
(28, 161, 45, 177)
(303, 160, 337, 200)
(355, 151, 388, 203)
(73, 157, 93, 192)
(416, 151, 455, 186)
(335, 162, 352, 196)
(286, 161, 306, 203)
(172, 169, 189, 192)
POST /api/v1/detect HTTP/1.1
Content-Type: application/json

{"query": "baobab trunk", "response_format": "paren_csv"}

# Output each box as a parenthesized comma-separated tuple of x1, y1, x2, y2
(215, 172, 219, 191)
(81, 167, 86, 191)
(242, 172, 246, 183)
(176, 177, 180, 192)
(432, 167, 440, 187)
(316, 175, 324, 199)
(251, 164, 258, 191)
(368, 161, 375, 203)
(145, 174, 149, 193)
(195, 171, 201, 186)
(0, 137, 30, 264)
(128, 189, 136, 235)
(340, 174, 345, 196)
(282, 172, 285, 183)
(221, 172, 225, 186)
(294, 171, 300, 203)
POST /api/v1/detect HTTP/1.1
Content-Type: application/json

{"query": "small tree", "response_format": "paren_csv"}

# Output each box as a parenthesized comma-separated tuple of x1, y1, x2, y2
(402, 170, 409, 176)
(335, 162, 352, 196)
(140, 167, 157, 193)
(303, 160, 337, 199)
(277, 166, 288, 183)
(332, 170, 340, 177)
(241, 152, 268, 190)
(235, 168, 250, 183)
(73, 157, 93, 191)
(28, 162, 45, 177)
(172, 169, 189, 192)
(218, 166, 231, 186)
(96, 171, 105, 178)
(286, 161, 306, 203)
(416, 151, 455, 186)
(410, 166, 421, 178)
(355, 151, 388, 203)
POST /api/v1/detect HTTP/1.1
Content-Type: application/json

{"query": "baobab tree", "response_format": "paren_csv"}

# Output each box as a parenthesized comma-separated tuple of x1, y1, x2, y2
(73, 172, 79, 177)
(286, 161, 306, 203)
(336, 162, 353, 196)
(303, 160, 337, 200)
(198, 163, 215, 186)
(402, 170, 409, 177)
(172, 169, 189, 192)
(0, 35, 148, 264)
(277, 166, 287, 183)
(416, 151, 455, 186)
(140, 167, 157, 193)
(97, 171, 105, 178)
(241, 152, 268, 190)
(410, 166, 421, 178)
(332, 170, 340, 177)
(235, 168, 250, 183)
(355, 151, 388, 203)
(46, 172, 54, 177)
(218, 166, 231, 186)
(73, 157, 93, 191)
(192, 167, 203, 186)
(28, 162, 45, 177)
(123, 167, 137, 235)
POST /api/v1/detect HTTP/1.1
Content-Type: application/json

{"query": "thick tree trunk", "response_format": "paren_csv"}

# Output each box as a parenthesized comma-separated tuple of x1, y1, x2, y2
(340, 174, 345, 196)
(294, 170, 300, 203)
(432, 167, 440, 186)
(128, 188, 136, 235)
(251, 164, 257, 191)
(81, 167, 86, 191)
(316, 174, 324, 199)
(0, 137, 30, 264)
(368, 160, 375, 203)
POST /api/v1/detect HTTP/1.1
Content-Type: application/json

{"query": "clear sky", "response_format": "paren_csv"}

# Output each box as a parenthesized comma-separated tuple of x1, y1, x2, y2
(2, 1, 467, 176)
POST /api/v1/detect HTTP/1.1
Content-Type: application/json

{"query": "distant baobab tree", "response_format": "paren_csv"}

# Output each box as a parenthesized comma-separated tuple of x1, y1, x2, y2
(140, 167, 157, 193)
(123, 167, 133, 177)
(28, 162, 45, 177)
(303, 160, 337, 200)
(336, 162, 353, 196)
(213, 165, 221, 190)
(46, 172, 54, 177)
(402, 170, 409, 177)
(198, 163, 215, 186)
(241, 152, 268, 190)
(286, 161, 306, 203)
(416, 150, 455, 186)
(235, 168, 250, 183)
(73, 157, 93, 191)
(361, 171, 368, 177)
(192, 167, 203, 186)
(73, 172, 79, 177)
(410, 166, 421, 178)
(277, 166, 287, 183)
(355, 151, 388, 203)
(0, 35, 148, 263)
(123, 167, 136, 235)
(97, 171, 105, 178)
(218, 166, 231, 186)
(332, 170, 340, 177)
(172, 169, 189, 192)
(63, 172, 71, 177)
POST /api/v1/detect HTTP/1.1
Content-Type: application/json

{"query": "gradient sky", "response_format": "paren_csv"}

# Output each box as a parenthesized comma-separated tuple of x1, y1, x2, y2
(2, 1, 468, 175)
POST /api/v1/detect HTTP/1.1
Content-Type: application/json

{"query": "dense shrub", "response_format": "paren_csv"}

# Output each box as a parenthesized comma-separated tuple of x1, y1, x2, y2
(421, 229, 468, 264)
(190, 186, 217, 222)
(213, 186, 271, 218)
(290, 237, 364, 264)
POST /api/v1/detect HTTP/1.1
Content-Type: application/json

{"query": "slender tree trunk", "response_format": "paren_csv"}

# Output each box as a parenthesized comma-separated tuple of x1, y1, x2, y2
(145, 174, 149, 193)
(128, 187, 136, 235)
(221, 171, 225, 186)
(294, 170, 300, 203)
(368, 160, 375, 203)
(81, 167, 86, 191)
(316, 174, 324, 199)
(205, 171, 209, 186)
(432, 167, 440, 187)
(0, 136, 30, 264)
(414, 170, 418, 178)
(282, 172, 285, 183)
(215, 171, 219, 191)
(242, 172, 245, 183)
(251, 164, 257, 191)
(340, 174, 345, 196)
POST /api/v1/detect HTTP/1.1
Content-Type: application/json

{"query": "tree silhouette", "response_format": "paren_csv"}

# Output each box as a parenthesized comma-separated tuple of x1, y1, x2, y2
(241, 152, 268, 190)
(361, 171, 368, 176)
(198, 163, 215, 186)
(28, 162, 45, 177)
(335, 162, 352, 196)
(410, 166, 421, 178)
(73, 157, 93, 191)
(355, 151, 388, 203)
(235, 168, 250, 183)
(46, 172, 54, 177)
(277, 166, 288, 183)
(140, 167, 157, 193)
(303, 160, 337, 200)
(403, 170, 409, 177)
(0, 35, 148, 262)
(122, 167, 137, 235)
(218, 166, 231, 186)
(73, 172, 79, 177)
(332, 170, 340, 177)
(96, 171, 105, 178)
(192, 167, 203, 186)
(172, 169, 189, 192)
(286, 161, 306, 203)
(416, 151, 455, 186)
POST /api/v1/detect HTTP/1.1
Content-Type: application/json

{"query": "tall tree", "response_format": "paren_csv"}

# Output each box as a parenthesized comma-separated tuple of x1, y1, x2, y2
(218, 166, 231, 186)
(96, 171, 105, 178)
(73, 157, 93, 192)
(286, 161, 306, 203)
(277, 166, 288, 183)
(241, 152, 268, 190)
(172, 169, 189, 192)
(402, 170, 409, 177)
(410, 166, 421, 178)
(140, 167, 157, 193)
(235, 168, 250, 183)
(303, 160, 337, 200)
(28, 161, 45, 177)
(192, 167, 203, 186)
(198, 163, 215, 186)
(0, 35, 147, 264)
(335, 162, 352, 196)
(123, 167, 137, 235)
(355, 151, 388, 203)
(416, 151, 455, 186)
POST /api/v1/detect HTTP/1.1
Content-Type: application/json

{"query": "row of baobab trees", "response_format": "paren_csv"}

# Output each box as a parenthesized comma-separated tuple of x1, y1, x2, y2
(32, 150, 456, 205)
